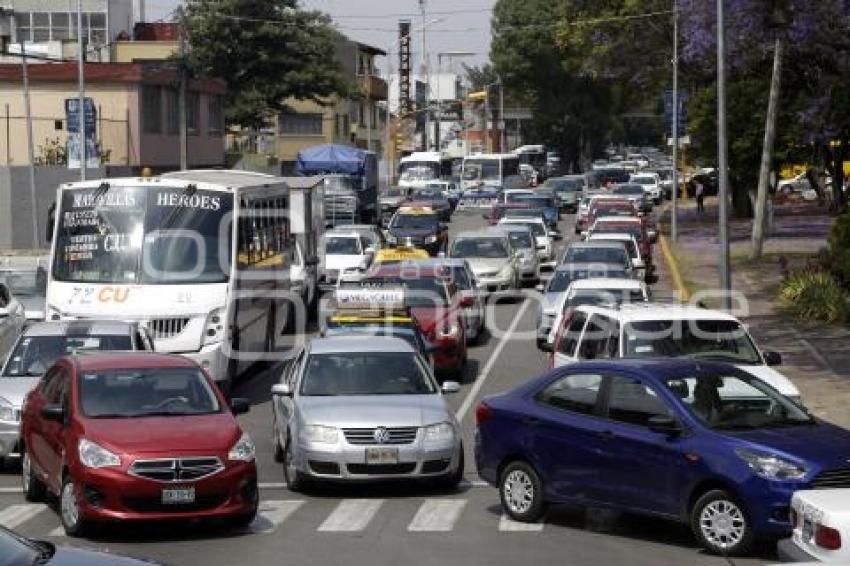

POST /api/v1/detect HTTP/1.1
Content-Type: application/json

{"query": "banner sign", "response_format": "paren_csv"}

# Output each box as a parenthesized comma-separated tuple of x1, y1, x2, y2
(65, 97, 100, 169)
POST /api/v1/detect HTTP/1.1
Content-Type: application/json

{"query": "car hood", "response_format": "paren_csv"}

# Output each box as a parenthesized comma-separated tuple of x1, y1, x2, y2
(736, 364, 799, 396)
(409, 307, 452, 334)
(49, 547, 164, 565)
(323, 255, 366, 271)
(389, 228, 436, 239)
(298, 394, 451, 428)
(728, 420, 850, 470)
(464, 257, 511, 275)
(0, 376, 40, 407)
(82, 413, 241, 455)
(542, 291, 567, 315)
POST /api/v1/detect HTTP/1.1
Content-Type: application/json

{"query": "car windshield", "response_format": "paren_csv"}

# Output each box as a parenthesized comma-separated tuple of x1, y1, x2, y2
(614, 185, 645, 196)
(451, 238, 509, 258)
(665, 372, 812, 430)
(79, 368, 221, 418)
(565, 246, 628, 265)
(548, 267, 627, 292)
(391, 214, 439, 231)
(566, 289, 645, 308)
(401, 165, 438, 181)
(325, 237, 360, 255)
(508, 231, 534, 250)
(414, 189, 444, 200)
(383, 188, 404, 197)
(324, 326, 422, 352)
(594, 206, 635, 218)
(547, 179, 581, 191)
(301, 352, 436, 396)
(0, 269, 46, 297)
(3, 334, 133, 377)
(505, 192, 534, 203)
(592, 238, 637, 258)
(624, 319, 763, 364)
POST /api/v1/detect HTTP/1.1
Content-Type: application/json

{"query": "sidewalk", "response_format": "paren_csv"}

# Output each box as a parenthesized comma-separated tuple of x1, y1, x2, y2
(661, 197, 850, 428)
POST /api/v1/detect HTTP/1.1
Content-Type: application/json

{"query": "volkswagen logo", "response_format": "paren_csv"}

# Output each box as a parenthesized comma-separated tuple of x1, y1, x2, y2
(373, 427, 391, 444)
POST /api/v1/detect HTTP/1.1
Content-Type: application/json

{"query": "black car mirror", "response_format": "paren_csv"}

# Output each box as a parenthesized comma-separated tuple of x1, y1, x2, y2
(229, 397, 251, 415)
(763, 351, 782, 366)
(41, 404, 65, 423)
(647, 415, 682, 435)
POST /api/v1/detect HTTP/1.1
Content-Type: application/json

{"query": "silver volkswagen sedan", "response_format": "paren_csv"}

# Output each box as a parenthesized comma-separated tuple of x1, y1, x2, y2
(270, 335, 463, 490)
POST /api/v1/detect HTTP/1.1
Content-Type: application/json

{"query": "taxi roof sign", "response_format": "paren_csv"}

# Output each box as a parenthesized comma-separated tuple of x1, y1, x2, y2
(374, 247, 430, 264)
(397, 205, 435, 215)
(334, 287, 405, 310)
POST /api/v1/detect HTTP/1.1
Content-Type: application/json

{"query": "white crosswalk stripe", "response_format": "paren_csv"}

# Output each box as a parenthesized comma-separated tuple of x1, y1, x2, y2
(47, 526, 64, 537)
(498, 513, 545, 532)
(407, 499, 467, 532)
(318, 499, 383, 532)
(0, 504, 47, 529)
(250, 500, 304, 534)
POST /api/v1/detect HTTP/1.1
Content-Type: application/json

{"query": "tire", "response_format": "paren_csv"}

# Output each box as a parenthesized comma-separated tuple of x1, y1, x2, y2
(435, 445, 464, 490)
(282, 438, 308, 492)
(228, 509, 258, 530)
(690, 489, 754, 556)
(21, 450, 45, 503)
(499, 461, 546, 522)
(60, 474, 91, 538)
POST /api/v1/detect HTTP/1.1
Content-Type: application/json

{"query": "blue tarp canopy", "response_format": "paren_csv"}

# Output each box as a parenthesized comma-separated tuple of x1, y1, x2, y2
(296, 144, 366, 176)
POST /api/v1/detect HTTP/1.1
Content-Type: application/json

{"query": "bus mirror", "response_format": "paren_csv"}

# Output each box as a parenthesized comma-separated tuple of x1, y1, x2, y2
(46, 201, 56, 243)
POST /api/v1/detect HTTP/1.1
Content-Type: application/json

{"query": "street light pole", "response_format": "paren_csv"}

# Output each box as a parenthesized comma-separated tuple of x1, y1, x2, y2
(498, 77, 505, 152)
(671, 0, 679, 242)
(76, 0, 86, 180)
(717, 0, 732, 310)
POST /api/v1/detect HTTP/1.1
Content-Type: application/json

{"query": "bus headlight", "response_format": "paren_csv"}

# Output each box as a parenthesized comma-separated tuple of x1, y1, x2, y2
(203, 308, 225, 345)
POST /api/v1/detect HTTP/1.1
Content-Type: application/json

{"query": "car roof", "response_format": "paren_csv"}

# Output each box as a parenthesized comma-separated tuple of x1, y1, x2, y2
(309, 335, 415, 354)
(499, 217, 544, 224)
(497, 224, 533, 233)
(568, 277, 643, 290)
(71, 352, 197, 372)
(594, 217, 641, 225)
(568, 240, 628, 249)
(558, 358, 739, 383)
(334, 224, 379, 233)
(22, 320, 136, 337)
(325, 231, 362, 239)
(369, 263, 445, 278)
(554, 262, 624, 272)
(454, 229, 507, 240)
(588, 233, 637, 242)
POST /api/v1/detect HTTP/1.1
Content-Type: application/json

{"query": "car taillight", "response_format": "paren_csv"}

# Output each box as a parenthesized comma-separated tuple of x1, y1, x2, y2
(475, 402, 492, 426)
(815, 524, 842, 550)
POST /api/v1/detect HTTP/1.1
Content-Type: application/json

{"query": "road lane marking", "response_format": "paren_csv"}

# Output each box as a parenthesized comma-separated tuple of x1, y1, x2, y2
(47, 526, 64, 537)
(0, 504, 46, 529)
(498, 513, 544, 532)
(258, 482, 288, 490)
(0, 487, 20, 494)
(456, 299, 531, 422)
(407, 499, 467, 532)
(250, 500, 304, 534)
(318, 499, 383, 532)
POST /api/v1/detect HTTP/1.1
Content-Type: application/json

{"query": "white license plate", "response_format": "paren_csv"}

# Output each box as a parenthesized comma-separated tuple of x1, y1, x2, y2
(161, 487, 195, 504)
(365, 447, 399, 465)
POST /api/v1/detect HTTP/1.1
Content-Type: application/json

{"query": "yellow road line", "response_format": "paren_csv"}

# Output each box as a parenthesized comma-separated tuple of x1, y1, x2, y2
(659, 234, 690, 302)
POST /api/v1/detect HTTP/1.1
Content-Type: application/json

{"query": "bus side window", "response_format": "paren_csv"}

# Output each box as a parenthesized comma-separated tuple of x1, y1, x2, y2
(237, 198, 255, 268)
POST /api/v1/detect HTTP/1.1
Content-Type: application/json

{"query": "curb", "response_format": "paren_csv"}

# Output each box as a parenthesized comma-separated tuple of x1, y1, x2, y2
(659, 234, 690, 302)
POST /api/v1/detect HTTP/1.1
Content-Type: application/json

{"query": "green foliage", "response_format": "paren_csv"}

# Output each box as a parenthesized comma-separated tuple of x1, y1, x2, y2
(183, 0, 351, 130)
(779, 269, 850, 323)
(827, 212, 850, 285)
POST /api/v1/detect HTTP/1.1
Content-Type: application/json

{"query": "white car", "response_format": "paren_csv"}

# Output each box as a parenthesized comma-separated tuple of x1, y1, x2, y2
(545, 302, 801, 400)
(497, 217, 555, 269)
(502, 188, 536, 204)
(779, 489, 850, 562)
(585, 232, 647, 281)
(319, 231, 375, 290)
(630, 172, 662, 204)
(0, 283, 25, 363)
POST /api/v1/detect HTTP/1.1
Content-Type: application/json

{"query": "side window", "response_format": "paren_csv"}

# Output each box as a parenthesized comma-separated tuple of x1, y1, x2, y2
(40, 367, 62, 400)
(536, 373, 603, 416)
(605, 375, 670, 427)
(287, 349, 306, 388)
(57, 370, 71, 409)
(558, 311, 587, 357)
(578, 315, 610, 360)
(606, 320, 621, 358)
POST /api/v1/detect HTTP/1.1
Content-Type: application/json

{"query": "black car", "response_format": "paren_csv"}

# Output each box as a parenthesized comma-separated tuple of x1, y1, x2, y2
(409, 188, 453, 221)
(385, 208, 448, 256)
(0, 525, 161, 565)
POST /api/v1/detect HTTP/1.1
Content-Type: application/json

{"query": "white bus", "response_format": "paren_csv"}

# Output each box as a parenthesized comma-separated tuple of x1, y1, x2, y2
(398, 151, 453, 189)
(460, 153, 525, 191)
(45, 170, 316, 391)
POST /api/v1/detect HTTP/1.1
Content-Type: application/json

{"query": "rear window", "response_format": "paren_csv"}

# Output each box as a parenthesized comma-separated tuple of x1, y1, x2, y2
(3, 334, 133, 377)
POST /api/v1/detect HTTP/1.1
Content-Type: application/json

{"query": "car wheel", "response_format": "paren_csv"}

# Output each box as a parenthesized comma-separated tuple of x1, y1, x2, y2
(228, 508, 258, 530)
(499, 461, 546, 522)
(691, 489, 754, 556)
(60, 474, 91, 537)
(435, 445, 465, 490)
(283, 438, 308, 492)
(21, 450, 45, 502)
(272, 422, 285, 463)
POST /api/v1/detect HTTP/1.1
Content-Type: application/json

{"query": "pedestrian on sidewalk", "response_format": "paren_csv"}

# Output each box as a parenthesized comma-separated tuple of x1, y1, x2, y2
(695, 179, 705, 214)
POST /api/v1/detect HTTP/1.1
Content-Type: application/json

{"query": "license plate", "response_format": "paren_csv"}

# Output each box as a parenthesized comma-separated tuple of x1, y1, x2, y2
(365, 447, 399, 465)
(161, 487, 195, 504)
(802, 517, 814, 541)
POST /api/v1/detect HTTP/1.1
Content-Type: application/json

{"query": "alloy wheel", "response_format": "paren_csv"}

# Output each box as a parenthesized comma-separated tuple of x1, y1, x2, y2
(503, 469, 534, 515)
(699, 499, 746, 549)
(61, 480, 80, 530)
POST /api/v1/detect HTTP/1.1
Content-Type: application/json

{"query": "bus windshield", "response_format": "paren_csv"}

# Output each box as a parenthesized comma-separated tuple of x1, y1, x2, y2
(463, 159, 501, 181)
(52, 186, 233, 285)
(399, 162, 439, 181)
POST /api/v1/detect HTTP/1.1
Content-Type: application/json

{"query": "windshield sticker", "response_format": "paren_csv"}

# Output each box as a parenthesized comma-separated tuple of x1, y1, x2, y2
(634, 345, 654, 353)
(155, 191, 222, 210)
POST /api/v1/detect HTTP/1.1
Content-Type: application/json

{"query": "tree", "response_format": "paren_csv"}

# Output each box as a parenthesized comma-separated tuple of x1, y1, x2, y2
(183, 0, 352, 130)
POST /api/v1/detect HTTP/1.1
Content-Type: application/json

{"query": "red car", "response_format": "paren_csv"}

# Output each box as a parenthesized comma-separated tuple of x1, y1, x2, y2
(19, 352, 257, 536)
(588, 217, 654, 267)
(360, 263, 470, 377)
(482, 202, 534, 226)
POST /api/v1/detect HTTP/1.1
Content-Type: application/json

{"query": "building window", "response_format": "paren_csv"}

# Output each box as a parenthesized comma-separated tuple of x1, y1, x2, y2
(343, 114, 350, 136)
(279, 113, 323, 136)
(31, 12, 49, 42)
(358, 103, 364, 126)
(15, 12, 31, 43)
(51, 13, 71, 40)
(165, 88, 179, 135)
(186, 92, 200, 134)
(141, 85, 162, 134)
(208, 96, 224, 135)
(87, 12, 107, 46)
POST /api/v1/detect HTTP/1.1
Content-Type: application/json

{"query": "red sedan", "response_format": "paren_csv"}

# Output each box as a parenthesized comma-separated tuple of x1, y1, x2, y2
(19, 352, 257, 536)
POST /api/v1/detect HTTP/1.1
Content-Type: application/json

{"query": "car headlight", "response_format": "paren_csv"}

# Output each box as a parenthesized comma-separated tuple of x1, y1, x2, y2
(438, 323, 459, 339)
(423, 422, 455, 443)
(203, 307, 225, 346)
(425, 234, 438, 244)
(301, 424, 339, 444)
(78, 438, 120, 468)
(385, 234, 397, 244)
(735, 448, 807, 481)
(498, 264, 513, 277)
(0, 397, 17, 422)
(520, 255, 534, 266)
(228, 431, 256, 462)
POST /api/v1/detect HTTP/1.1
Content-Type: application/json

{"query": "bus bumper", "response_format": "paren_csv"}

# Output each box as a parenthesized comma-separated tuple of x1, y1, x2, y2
(182, 343, 227, 382)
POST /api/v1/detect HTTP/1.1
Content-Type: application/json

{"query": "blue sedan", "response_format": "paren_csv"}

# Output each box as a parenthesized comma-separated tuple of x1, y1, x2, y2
(475, 359, 850, 556)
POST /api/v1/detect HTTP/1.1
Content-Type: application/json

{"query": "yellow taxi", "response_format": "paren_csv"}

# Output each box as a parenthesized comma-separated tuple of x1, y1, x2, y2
(373, 246, 431, 264)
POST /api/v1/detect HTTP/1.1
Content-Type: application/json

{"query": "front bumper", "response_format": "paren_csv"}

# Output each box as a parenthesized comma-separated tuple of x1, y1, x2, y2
(295, 436, 461, 482)
(74, 460, 257, 523)
(776, 538, 818, 563)
(0, 420, 21, 459)
(182, 343, 227, 383)
(475, 272, 515, 293)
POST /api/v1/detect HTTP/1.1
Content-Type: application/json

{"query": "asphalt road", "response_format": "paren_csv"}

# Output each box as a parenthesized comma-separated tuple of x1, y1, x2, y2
(0, 207, 773, 565)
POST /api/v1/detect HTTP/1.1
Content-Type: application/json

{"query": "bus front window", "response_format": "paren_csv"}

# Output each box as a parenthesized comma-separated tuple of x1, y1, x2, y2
(463, 160, 500, 181)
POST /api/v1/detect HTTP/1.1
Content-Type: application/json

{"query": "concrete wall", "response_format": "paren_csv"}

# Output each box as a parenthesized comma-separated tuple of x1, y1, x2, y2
(0, 164, 134, 250)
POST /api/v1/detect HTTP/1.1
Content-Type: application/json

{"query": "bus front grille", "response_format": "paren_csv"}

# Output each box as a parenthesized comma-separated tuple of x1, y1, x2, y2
(148, 317, 190, 340)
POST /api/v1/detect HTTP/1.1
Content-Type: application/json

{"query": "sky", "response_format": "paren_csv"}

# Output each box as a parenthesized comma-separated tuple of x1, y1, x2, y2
(145, 0, 495, 75)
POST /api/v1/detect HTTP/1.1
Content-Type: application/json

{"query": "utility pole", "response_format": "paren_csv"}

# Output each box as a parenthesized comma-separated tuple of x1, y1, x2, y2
(419, 0, 429, 151)
(77, 0, 86, 180)
(498, 77, 505, 152)
(178, 7, 188, 170)
(671, 0, 679, 242)
(366, 58, 372, 152)
(484, 90, 490, 153)
(717, 0, 731, 310)
(20, 36, 39, 247)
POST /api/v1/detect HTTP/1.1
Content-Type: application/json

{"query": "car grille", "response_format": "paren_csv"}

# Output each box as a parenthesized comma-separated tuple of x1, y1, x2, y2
(148, 317, 190, 340)
(811, 468, 850, 489)
(347, 463, 416, 475)
(123, 493, 227, 513)
(342, 427, 418, 445)
(129, 457, 224, 483)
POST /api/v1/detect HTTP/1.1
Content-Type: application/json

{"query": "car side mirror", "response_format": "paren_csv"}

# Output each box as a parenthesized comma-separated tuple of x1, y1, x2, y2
(580, 230, 589, 240)
(538, 340, 553, 353)
(271, 383, 293, 397)
(441, 381, 461, 394)
(647, 415, 683, 436)
(41, 404, 65, 423)
(535, 283, 545, 293)
(633, 258, 645, 269)
(459, 294, 474, 308)
(763, 351, 782, 366)
(365, 246, 376, 255)
(230, 397, 251, 415)
(46, 201, 56, 243)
